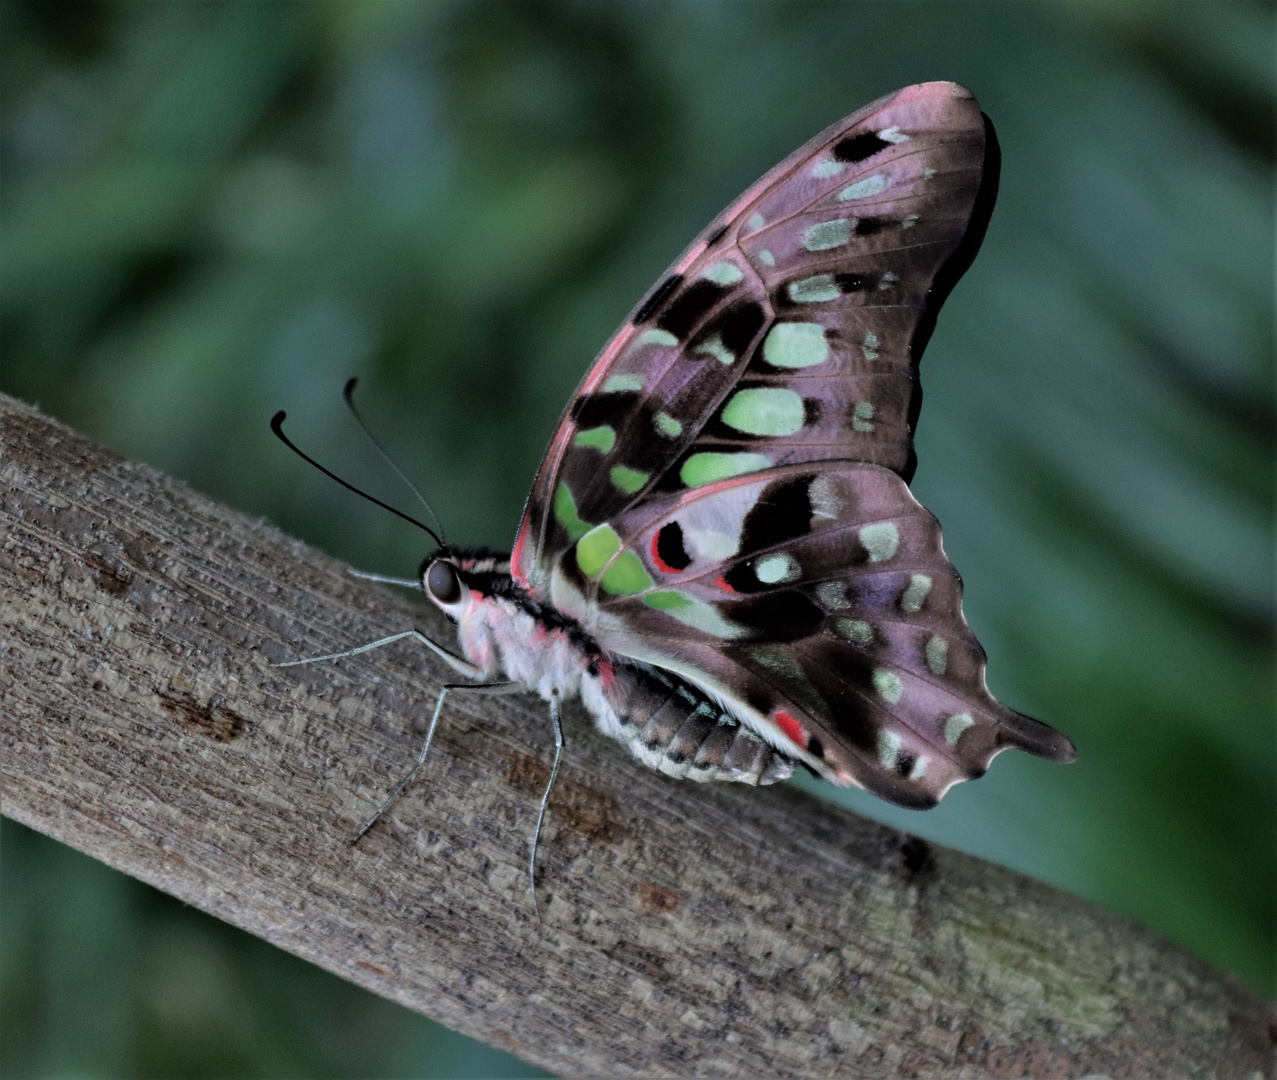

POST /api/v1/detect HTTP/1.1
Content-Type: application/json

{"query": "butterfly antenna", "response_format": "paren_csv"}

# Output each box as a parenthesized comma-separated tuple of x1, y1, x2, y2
(271, 411, 444, 548)
(343, 378, 447, 544)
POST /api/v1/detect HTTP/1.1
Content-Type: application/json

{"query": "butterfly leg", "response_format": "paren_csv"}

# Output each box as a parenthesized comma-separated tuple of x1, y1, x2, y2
(352, 680, 521, 843)
(528, 696, 564, 921)
(275, 628, 480, 679)
(347, 568, 421, 589)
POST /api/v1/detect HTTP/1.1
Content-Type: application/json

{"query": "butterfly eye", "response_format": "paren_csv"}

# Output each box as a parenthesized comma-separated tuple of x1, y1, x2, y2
(426, 560, 462, 605)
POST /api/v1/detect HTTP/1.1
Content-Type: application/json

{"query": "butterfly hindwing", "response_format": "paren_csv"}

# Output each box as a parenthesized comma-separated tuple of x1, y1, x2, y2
(537, 463, 1072, 804)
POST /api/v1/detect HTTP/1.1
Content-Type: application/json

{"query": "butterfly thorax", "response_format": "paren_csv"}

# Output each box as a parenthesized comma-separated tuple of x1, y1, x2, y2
(425, 548, 795, 786)
(425, 549, 600, 692)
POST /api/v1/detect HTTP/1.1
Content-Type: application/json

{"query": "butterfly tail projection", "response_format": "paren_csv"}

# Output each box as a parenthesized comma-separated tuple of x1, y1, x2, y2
(993, 708, 1077, 765)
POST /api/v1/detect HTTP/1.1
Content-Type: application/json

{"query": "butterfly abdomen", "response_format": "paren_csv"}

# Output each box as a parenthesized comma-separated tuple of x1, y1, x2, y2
(590, 662, 795, 786)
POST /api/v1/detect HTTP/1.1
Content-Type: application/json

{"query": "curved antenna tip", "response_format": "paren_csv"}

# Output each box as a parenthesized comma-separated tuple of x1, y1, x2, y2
(268, 405, 443, 548)
(340, 379, 448, 543)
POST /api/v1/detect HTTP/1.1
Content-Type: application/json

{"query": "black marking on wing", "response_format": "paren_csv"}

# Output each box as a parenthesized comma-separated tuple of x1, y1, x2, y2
(728, 591, 825, 640)
(557, 541, 588, 592)
(572, 389, 641, 428)
(834, 131, 892, 163)
(739, 475, 814, 553)
(711, 301, 767, 356)
(634, 273, 683, 324)
(655, 521, 692, 571)
(854, 217, 889, 236)
(705, 224, 729, 245)
(722, 561, 762, 593)
(802, 638, 881, 751)
(658, 279, 728, 339)
(834, 272, 873, 293)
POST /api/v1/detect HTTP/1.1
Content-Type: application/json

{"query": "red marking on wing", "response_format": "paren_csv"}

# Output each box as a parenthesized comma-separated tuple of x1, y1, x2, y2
(511, 522, 530, 584)
(714, 575, 736, 593)
(774, 710, 809, 750)
(650, 531, 682, 575)
(596, 656, 617, 693)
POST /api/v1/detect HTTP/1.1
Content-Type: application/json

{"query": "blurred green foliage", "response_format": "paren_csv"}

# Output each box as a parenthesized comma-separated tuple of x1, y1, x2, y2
(2, 0, 1272, 1075)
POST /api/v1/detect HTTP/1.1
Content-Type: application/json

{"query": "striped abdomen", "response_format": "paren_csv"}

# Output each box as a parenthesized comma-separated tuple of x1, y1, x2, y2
(603, 663, 794, 785)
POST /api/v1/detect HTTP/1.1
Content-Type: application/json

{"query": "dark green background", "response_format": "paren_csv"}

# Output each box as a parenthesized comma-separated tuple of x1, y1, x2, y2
(2, 1, 1272, 1076)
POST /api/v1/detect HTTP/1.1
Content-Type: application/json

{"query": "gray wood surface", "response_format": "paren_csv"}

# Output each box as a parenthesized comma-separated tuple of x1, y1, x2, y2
(2, 393, 1272, 1078)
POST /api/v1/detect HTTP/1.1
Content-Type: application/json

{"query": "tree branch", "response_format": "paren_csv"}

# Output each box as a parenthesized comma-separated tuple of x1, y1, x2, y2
(2, 393, 1272, 1079)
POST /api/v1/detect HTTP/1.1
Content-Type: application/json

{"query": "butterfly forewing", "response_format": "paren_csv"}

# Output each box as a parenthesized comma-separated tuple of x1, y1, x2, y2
(514, 82, 992, 587)
(508, 82, 1072, 808)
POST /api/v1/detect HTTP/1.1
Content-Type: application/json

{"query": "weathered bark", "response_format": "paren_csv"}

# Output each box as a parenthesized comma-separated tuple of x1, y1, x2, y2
(1, 392, 1272, 1079)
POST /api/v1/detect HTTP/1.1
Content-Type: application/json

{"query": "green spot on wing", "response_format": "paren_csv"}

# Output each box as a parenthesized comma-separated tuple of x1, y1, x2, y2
(901, 574, 932, 613)
(873, 668, 903, 704)
(838, 174, 887, 201)
(721, 388, 805, 437)
(763, 323, 829, 369)
(644, 590, 692, 611)
(702, 261, 743, 286)
(858, 522, 899, 563)
(554, 483, 591, 542)
(877, 730, 902, 768)
(600, 550, 654, 595)
(680, 452, 773, 487)
(809, 159, 846, 179)
(694, 333, 735, 365)
(576, 524, 621, 577)
(609, 465, 649, 494)
(836, 618, 873, 646)
(653, 411, 682, 438)
(926, 635, 949, 675)
(574, 426, 616, 453)
(755, 553, 800, 584)
(603, 374, 643, 392)
(803, 218, 851, 251)
(639, 329, 678, 347)
(644, 590, 743, 638)
(787, 274, 840, 303)
(817, 581, 851, 610)
(944, 712, 975, 745)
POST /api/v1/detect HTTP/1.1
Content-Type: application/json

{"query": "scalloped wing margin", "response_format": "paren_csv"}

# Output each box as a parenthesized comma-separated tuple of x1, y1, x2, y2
(544, 463, 1074, 807)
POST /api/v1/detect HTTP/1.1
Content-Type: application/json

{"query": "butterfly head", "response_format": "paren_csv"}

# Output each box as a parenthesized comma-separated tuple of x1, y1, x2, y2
(419, 548, 514, 620)
(422, 556, 466, 616)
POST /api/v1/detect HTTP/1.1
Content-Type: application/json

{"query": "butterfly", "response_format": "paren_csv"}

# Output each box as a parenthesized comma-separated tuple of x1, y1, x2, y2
(276, 81, 1075, 909)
